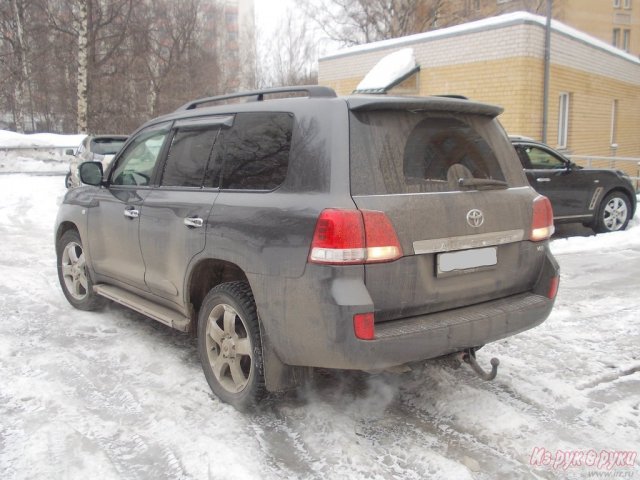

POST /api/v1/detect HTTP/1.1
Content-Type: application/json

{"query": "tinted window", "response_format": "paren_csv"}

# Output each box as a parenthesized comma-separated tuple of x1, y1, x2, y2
(350, 111, 506, 195)
(162, 127, 219, 187)
(111, 124, 170, 186)
(216, 112, 293, 190)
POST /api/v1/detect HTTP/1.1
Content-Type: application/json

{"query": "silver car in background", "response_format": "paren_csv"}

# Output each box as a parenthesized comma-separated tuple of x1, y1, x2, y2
(66, 135, 127, 188)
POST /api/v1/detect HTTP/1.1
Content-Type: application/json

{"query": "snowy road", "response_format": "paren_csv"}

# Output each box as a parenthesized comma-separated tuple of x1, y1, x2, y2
(1, 174, 638, 479)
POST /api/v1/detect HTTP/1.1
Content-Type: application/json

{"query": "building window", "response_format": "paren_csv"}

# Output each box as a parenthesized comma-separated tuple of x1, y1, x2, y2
(557, 93, 570, 149)
(623, 0, 631, 8)
(623, 29, 631, 50)
(610, 100, 618, 146)
(613, 28, 621, 47)
(614, 0, 621, 7)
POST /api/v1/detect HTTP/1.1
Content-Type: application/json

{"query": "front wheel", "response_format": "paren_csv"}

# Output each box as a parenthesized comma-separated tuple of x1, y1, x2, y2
(56, 229, 105, 310)
(594, 192, 631, 233)
(197, 282, 266, 410)
(65, 171, 73, 189)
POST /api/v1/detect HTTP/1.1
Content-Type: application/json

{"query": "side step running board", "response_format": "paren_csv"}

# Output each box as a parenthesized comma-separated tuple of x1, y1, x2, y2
(93, 284, 191, 332)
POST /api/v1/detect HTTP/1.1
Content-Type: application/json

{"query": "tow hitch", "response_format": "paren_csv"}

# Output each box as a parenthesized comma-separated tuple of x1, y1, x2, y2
(461, 348, 500, 381)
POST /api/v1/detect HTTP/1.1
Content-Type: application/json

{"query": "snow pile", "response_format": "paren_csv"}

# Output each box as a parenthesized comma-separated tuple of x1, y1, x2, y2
(0, 130, 85, 149)
(355, 48, 418, 93)
(0, 130, 85, 174)
(551, 198, 640, 255)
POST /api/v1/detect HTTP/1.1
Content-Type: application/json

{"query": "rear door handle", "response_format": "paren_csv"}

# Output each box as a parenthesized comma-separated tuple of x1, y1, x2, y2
(536, 178, 551, 183)
(124, 208, 139, 218)
(184, 217, 204, 228)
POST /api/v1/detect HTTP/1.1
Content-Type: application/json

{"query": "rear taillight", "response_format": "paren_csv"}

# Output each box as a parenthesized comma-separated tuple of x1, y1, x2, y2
(547, 276, 560, 299)
(353, 312, 375, 340)
(308, 209, 402, 264)
(530, 196, 555, 241)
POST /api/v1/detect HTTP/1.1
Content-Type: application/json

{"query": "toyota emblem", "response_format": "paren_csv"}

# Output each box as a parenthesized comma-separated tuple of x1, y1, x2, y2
(466, 209, 484, 228)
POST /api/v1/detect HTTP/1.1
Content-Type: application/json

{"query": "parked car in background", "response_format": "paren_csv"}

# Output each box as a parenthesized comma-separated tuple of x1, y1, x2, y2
(55, 86, 559, 410)
(66, 135, 127, 188)
(510, 136, 637, 233)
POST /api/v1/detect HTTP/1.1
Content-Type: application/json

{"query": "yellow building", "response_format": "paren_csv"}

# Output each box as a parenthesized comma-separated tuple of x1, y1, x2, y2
(319, 12, 640, 167)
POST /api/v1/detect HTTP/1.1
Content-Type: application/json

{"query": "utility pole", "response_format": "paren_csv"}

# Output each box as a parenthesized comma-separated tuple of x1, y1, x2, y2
(541, 0, 552, 143)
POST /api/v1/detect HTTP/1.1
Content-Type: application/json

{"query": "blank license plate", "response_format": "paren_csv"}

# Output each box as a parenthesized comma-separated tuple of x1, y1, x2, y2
(437, 247, 497, 275)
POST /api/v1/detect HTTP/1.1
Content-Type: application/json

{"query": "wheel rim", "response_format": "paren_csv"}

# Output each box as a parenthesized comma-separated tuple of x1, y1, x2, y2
(205, 304, 253, 394)
(61, 242, 89, 300)
(603, 197, 628, 231)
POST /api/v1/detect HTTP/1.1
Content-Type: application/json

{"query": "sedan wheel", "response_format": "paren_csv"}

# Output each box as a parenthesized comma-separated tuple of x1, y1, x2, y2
(595, 193, 631, 233)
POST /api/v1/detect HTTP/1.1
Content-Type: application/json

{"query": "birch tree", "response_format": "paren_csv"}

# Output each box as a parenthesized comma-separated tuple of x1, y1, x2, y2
(76, 0, 88, 133)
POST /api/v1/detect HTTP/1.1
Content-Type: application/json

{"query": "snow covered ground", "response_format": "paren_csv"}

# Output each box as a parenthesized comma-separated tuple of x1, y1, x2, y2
(0, 174, 638, 479)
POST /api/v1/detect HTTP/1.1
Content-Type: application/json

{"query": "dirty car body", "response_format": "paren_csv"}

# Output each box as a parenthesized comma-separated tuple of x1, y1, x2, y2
(55, 87, 559, 409)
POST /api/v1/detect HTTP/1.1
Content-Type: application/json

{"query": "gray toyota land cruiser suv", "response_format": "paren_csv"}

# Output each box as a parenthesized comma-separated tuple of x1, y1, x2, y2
(55, 86, 559, 409)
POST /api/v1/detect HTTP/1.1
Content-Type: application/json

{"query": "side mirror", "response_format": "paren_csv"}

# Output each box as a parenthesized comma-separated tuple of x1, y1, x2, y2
(65, 148, 76, 156)
(79, 161, 104, 186)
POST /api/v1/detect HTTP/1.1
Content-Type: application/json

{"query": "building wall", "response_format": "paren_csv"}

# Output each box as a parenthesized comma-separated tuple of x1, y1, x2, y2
(319, 14, 640, 167)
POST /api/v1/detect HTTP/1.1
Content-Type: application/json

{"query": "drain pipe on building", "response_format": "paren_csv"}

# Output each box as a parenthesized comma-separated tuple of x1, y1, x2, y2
(542, 0, 552, 143)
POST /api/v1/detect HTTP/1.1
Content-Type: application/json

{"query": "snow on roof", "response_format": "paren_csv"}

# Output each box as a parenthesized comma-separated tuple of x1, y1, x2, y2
(0, 130, 86, 149)
(354, 48, 418, 92)
(321, 11, 640, 66)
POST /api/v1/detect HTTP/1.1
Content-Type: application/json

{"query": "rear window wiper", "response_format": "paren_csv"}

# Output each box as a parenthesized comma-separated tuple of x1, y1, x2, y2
(458, 178, 508, 189)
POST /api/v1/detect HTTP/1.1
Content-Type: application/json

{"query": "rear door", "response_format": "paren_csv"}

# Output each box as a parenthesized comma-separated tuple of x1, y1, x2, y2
(349, 108, 542, 323)
(139, 117, 230, 304)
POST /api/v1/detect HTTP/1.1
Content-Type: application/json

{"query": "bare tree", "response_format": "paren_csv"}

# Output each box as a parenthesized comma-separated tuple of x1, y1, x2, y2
(0, 0, 37, 132)
(301, 0, 456, 46)
(76, 0, 88, 133)
(258, 10, 318, 87)
(0, 0, 235, 134)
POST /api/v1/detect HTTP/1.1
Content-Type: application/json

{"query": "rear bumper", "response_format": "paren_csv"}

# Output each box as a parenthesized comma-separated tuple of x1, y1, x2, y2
(340, 292, 553, 370)
(252, 247, 558, 371)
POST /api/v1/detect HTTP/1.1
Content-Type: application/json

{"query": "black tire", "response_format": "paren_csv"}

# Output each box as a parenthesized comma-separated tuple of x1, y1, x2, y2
(56, 229, 105, 310)
(197, 281, 266, 410)
(65, 171, 73, 189)
(594, 192, 631, 233)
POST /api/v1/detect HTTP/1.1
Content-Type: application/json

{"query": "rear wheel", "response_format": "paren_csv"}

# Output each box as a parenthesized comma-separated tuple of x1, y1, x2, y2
(56, 229, 105, 310)
(594, 192, 631, 233)
(64, 171, 73, 189)
(197, 281, 266, 410)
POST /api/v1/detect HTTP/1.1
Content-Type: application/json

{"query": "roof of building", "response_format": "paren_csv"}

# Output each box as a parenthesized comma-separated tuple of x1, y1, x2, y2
(320, 11, 640, 66)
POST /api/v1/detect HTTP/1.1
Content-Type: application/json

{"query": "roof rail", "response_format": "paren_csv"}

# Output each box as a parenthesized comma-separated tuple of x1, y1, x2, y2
(176, 85, 337, 111)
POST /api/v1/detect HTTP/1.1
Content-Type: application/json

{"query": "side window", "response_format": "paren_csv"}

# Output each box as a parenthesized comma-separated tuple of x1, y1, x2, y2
(514, 146, 532, 169)
(161, 127, 220, 188)
(111, 125, 170, 186)
(525, 146, 566, 169)
(217, 112, 293, 190)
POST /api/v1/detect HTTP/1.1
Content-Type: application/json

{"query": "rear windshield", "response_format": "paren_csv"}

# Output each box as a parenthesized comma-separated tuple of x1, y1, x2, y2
(350, 110, 506, 195)
(91, 138, 127, 155)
